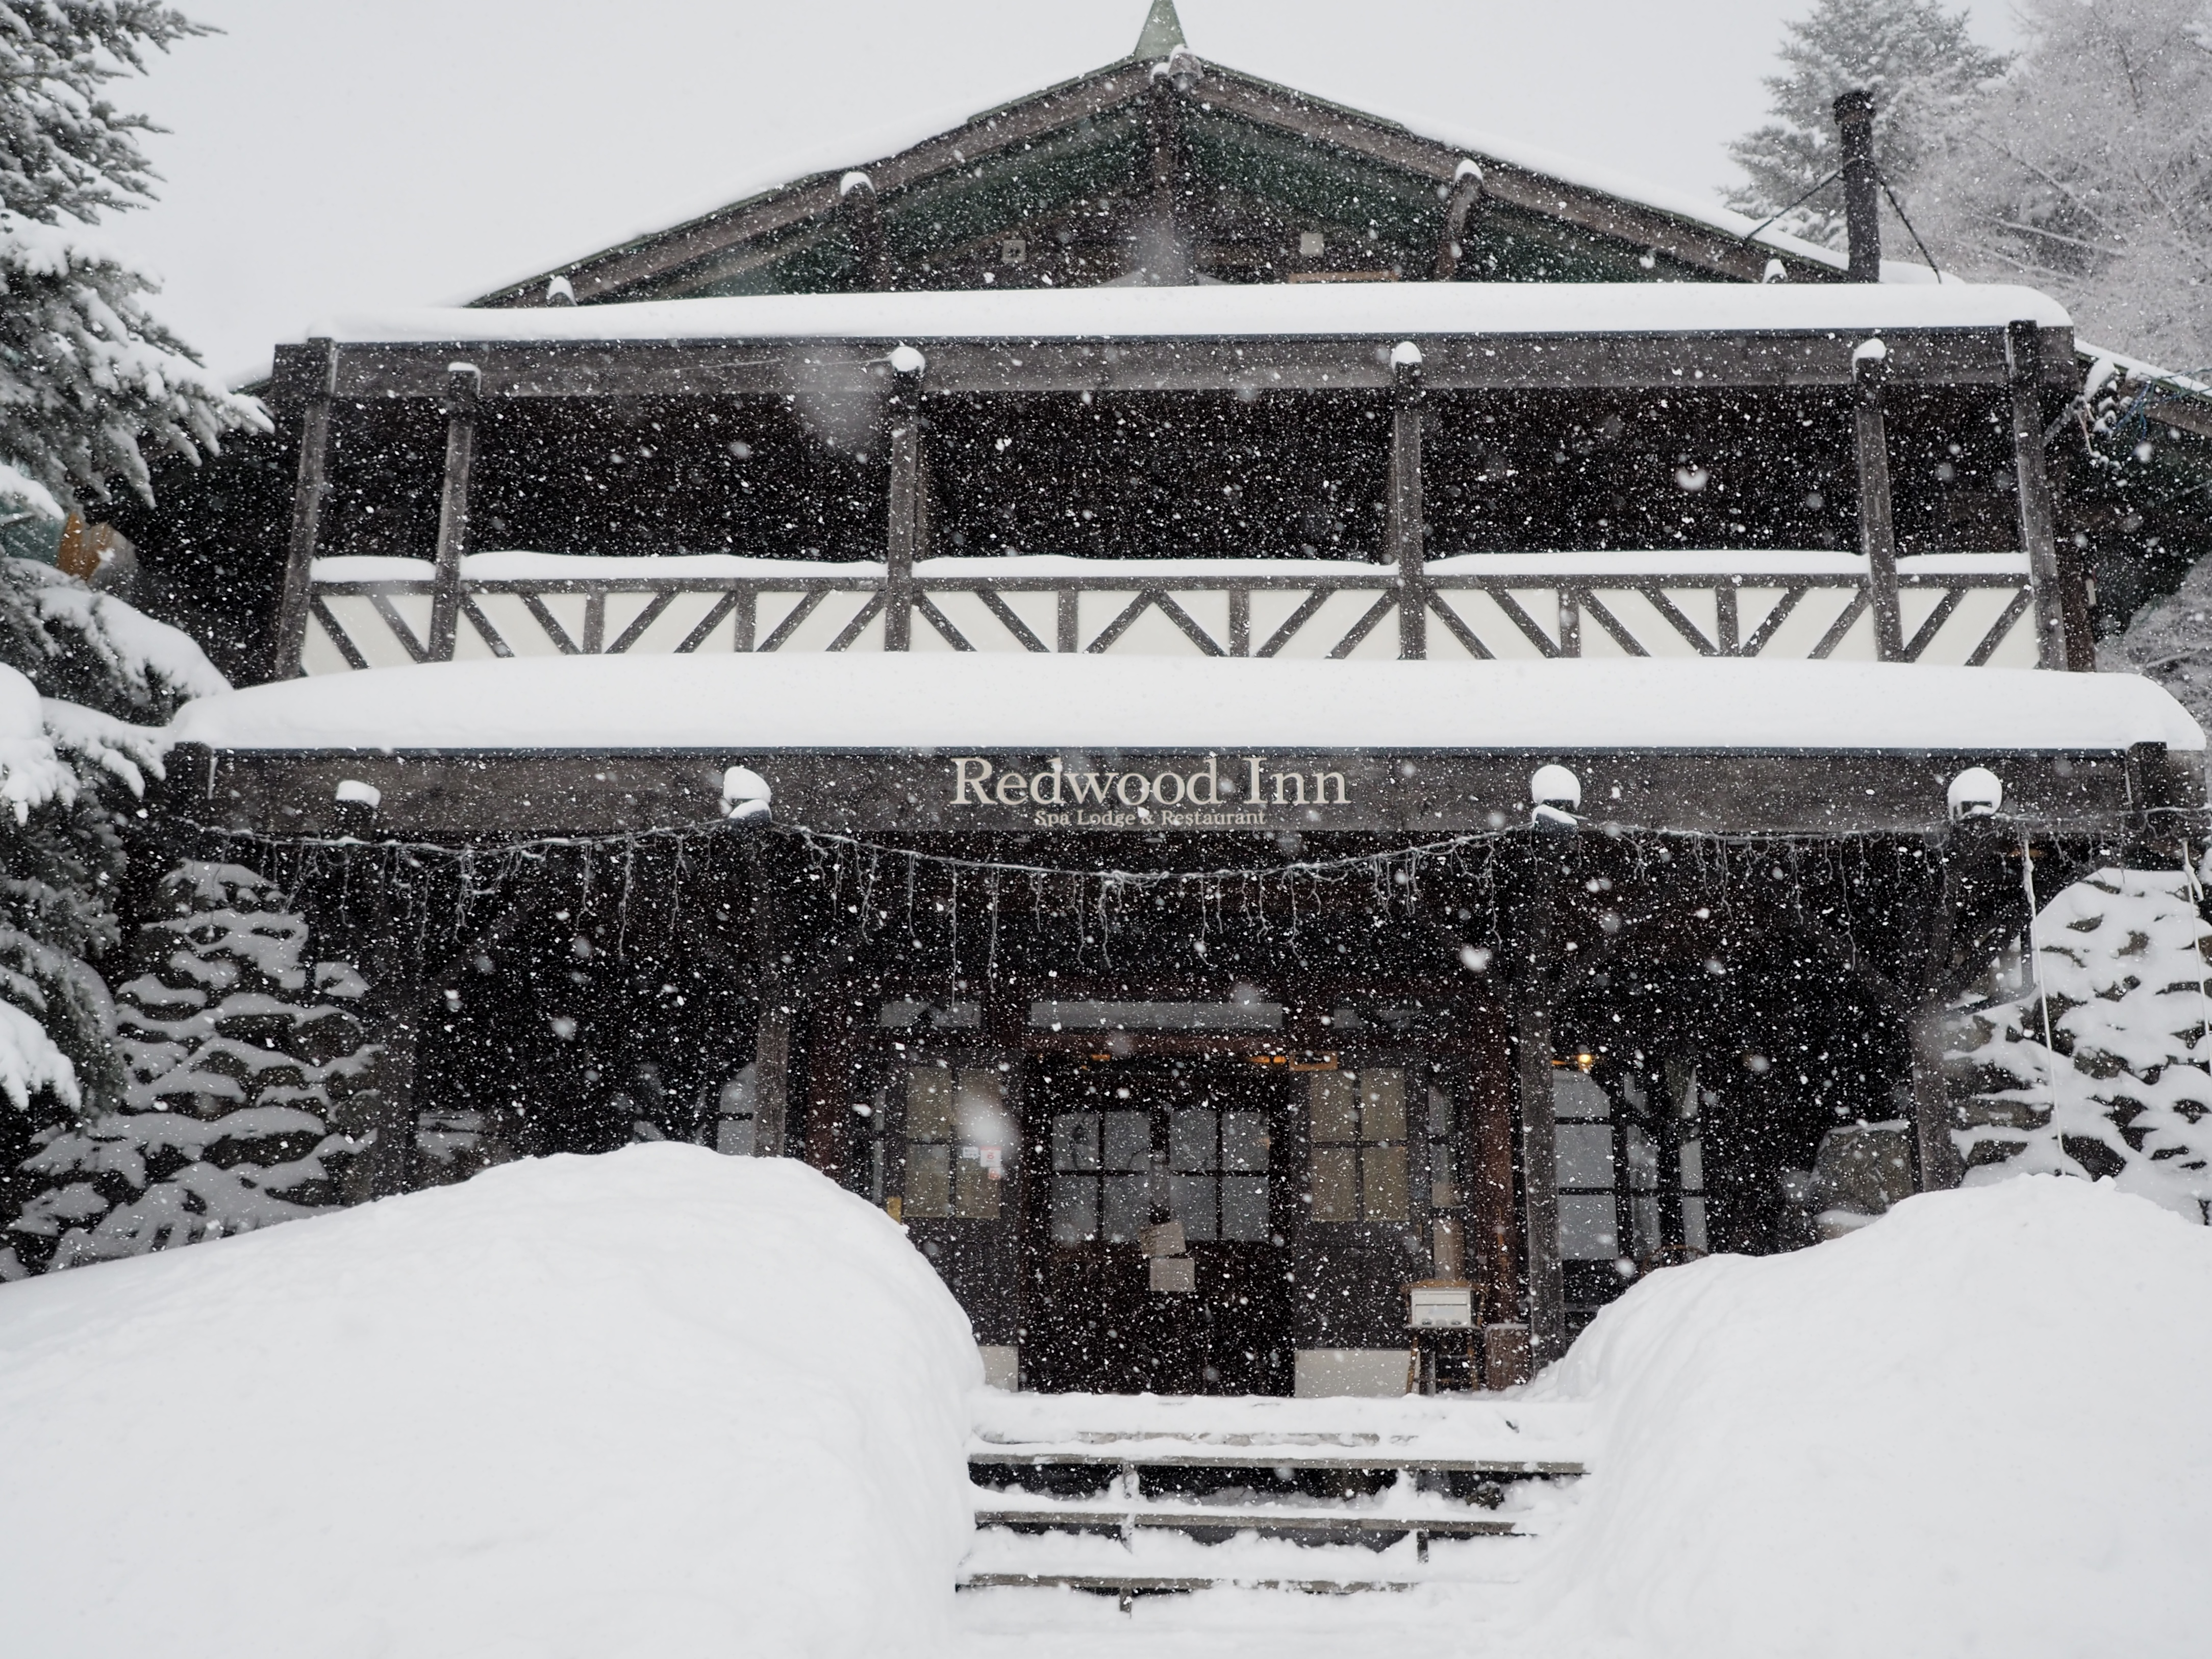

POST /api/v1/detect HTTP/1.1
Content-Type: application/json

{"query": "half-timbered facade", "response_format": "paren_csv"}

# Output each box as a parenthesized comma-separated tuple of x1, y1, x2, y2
(149, 3, 2206, 1395)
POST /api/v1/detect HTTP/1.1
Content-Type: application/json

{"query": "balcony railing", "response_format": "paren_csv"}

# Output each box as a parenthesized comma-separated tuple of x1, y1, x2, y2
(299, 549, 2039, 674)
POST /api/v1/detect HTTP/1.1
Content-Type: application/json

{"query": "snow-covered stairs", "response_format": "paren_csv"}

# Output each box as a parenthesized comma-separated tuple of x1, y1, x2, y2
(962, 1391, 1591, 1603)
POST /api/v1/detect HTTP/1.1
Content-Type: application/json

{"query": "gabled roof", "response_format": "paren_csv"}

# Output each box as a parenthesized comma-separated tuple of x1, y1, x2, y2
(471, 2, 1848, 311)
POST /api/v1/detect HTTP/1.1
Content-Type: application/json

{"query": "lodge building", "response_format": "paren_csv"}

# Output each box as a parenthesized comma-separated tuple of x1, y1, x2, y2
(146, 2, 2205, 1397)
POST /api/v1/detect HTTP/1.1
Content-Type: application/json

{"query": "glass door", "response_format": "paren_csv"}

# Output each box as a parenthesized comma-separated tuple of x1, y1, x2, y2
(1025, 1057, 1293, 1395)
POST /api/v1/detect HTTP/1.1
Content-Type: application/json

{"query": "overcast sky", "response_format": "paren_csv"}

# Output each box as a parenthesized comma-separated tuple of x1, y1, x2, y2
(107, 0, 2019, 383)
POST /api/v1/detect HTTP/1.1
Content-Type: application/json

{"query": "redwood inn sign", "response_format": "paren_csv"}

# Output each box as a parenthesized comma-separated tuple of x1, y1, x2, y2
(138, 2, 2212, 1417)
(951, 755, 1342, 830)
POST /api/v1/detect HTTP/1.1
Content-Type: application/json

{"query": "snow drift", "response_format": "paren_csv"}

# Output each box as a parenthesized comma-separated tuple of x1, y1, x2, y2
(1522, 1176, 2212, 1659)
(0, 1146, 982, 1659)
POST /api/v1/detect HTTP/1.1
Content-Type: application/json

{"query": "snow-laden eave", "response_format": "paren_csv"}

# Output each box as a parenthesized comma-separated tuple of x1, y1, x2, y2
(166, 656, 2203, 757)
(310, 280, 2073, 348)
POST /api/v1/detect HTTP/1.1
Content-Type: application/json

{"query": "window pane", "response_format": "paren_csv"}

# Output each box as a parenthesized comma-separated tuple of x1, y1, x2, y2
(1362, 1143, 1409, 1222)
(1558, 1193, 1619, 1260)
(1682, 1195, 1710, 1253)
(1555, 1071, 1611, 1121)
(1427, 1087, 1454, 1142)
(1556, 1123, 1616, 1189)
(906, 1143, 952, 1218)
(1103, 1111, 1152, 1173)
(1102, 1172, 1148, 1242)
(1680, 1138, 1704, 1192)
(955, 1152, 1001, 1220)
(1052, 1175, 1098, 1243)
(955, 1071, 1007, 1143)
(1052, 1112, 1100, 1173)
(1360, 1070, 1407, 1144)
(906, 1069, 955, 1140)
(1623, 1124, 1658, 1192)
(1170, 1110, 1218, 1173)
(1633, 1193, 1660, 1261)
(1311, 1073, 1359, 1143)
(1311, 1146, 1359, 1222)
(1169, 1173, 1218, 1241)
(1221, 1176, 1270, 1241)
(1221, 1112, 1269, 1172)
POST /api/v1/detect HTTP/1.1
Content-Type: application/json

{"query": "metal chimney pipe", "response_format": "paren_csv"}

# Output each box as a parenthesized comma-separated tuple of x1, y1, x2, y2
(1833, 89, 1881, 282)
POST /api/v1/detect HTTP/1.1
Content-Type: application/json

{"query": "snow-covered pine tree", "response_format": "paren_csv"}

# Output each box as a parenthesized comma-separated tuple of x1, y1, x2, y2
(1726, 0, 2009, 249)
(0, 3, 264, 509)
(1911, 0, 2212, 371)
(2100, 530, 2212, 732)
(1950, 866, 2212, 1222)
(10, 860, 377, 1269)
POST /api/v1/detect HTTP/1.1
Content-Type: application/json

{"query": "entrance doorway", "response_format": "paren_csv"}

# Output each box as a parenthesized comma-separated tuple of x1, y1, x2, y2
(1023, 1057, 1295, 1395)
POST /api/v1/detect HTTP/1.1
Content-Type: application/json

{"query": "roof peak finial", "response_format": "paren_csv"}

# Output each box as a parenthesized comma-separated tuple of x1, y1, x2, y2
(1132, 0, 1187, 60)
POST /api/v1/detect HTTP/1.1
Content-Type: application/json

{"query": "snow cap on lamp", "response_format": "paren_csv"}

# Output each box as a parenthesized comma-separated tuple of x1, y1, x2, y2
(1947, 766, 2003, 821)
(721, 765, 773, 823)
(1529, 763, 1581, 828)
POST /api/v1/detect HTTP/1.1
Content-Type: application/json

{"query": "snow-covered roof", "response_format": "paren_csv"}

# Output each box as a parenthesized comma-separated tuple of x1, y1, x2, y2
(316, 281, 2072, 347)
(169, 655, 2198, 755)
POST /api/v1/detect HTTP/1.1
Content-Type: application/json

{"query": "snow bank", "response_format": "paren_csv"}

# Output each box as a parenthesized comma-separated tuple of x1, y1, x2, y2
(0, 1146, 983, 1659)
(1522, 1178, 2212, 1659)
(166, 653, 2203, 757)
(314, 279, 2071, 348)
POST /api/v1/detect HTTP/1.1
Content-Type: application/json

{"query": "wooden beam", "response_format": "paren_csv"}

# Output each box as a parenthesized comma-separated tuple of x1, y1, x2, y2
(269, 337, 338, 680)
(884, 351, 926, 649)
(753, 1006, 791, 1158)
(426, 362, 481, 663)
(1853, 346, 1904, 660)
(1388, 345, 1427, 658)
(1513, 860, 1567, 1365)
(1193, 72, 1822, 286)
(485, 64, 1160, 306)
(292, 325, 2075, 406)
(2008, 319, 2074, 671)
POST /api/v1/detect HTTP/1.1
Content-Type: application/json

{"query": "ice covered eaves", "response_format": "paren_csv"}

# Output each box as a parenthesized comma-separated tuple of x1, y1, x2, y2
(168, 655, 2201, 757)
(316, 281, 2071, 348)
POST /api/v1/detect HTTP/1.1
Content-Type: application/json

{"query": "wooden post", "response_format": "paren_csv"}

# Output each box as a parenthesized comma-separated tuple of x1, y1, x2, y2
(1514, 849, 1567, 1364)
(1432, 162, 1486, 281)
(2007, 320, 2073, 670)
(839, 171, 892, 291)
(1389, 343, 1428, 658)
(269, 337, 339, 680)
(427, 362, 481, 663)
(1907, 845, 1967, 1191)
(753, 1007, 791, 1158)
(884, 347, 926, 650)
(1853, 344, 1905, 660)
(1834, 90, 1881, 283)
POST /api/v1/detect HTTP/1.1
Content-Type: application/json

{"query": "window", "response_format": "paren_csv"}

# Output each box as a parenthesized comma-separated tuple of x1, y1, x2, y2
(903, 1067, 1010, 1220)
(1553, 1067, 1619, 1261)
(1049, 1109, 1150, 1242)
(1168, 1105, 1271, 1242)
(1309, 1069, 1409, 1223)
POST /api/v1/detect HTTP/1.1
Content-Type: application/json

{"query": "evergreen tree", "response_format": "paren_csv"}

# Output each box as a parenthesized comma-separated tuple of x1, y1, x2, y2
(1912, 0, 2212, 374)
(1951, 866, 2212, 1222)
(0, 3, 263, 508)
(1727, 0, 2009, 249)
(2100, 525, 2212, 730)
(9, 861, 376, 1270)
